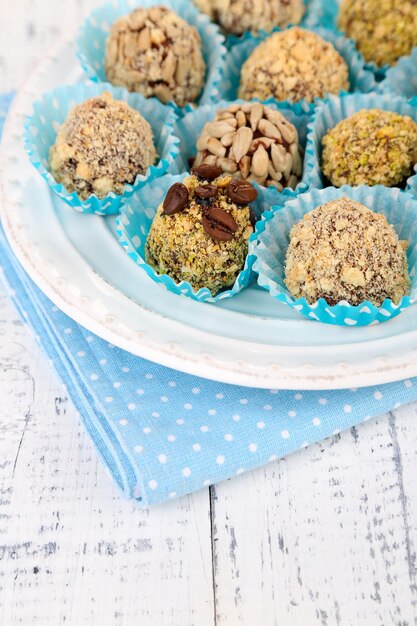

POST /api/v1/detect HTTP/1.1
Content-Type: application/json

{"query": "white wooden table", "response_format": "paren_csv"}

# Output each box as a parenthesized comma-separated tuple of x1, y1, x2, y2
(1, 3, 417, 624)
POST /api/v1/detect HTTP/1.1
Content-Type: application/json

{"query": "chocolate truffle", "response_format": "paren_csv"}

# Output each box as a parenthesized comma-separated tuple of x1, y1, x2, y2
(285, 197, 410, 306)
(146, 170, 257, 294)
(322, 109, 417, 188)
(105, 6, 206, 107)
(339, 0, 417, 67)
(239, 28, 349, 104)
(195, 0, 304, 35)
(49, 91, 156, 200)
(194, 102, 302, 190)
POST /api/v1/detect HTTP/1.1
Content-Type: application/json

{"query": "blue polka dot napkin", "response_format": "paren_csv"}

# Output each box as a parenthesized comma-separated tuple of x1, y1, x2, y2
(2, 93, 417, 506)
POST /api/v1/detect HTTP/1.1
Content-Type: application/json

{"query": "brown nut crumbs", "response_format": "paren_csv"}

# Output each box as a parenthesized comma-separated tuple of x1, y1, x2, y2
(339, 0, 417, 67)
(145, 174, 254, 295)
(322, 109, 417, 188)
(104, 6, 206, 107)
(238, 27, 349, 104)
(49, 91, 156, 200)
(285, 197, 410, 307)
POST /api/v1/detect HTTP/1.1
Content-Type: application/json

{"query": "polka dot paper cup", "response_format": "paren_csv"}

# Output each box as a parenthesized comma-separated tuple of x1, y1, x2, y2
(76, 0, 226, 112)
(23, 82, 180, 215)
(252, 185, 417, 326)
(173, 98, 313, 196)
(219, 26, 376, 105)
(116, 173, 285, 303)
(302, 92, 417, 195)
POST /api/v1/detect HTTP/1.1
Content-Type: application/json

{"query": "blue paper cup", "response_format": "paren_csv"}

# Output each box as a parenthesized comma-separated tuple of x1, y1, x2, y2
(219, 26, 376, 104)
(173, 98, 313, 196)
(24, 82, 180, 215)
(252, 186, 417, 326)
(116, 173, 285, 303)
(380, 49, 417, 99)
(302, 92, 417, 194)
(76, 0, 226, 112)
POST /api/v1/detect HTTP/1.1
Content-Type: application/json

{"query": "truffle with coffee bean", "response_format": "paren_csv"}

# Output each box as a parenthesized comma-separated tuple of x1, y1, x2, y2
(145, 165, 257, 295)
(194, 102, 303, 191)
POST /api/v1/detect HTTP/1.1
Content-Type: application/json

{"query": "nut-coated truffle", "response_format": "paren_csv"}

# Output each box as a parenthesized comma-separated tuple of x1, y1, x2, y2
(322, 109, 417, 188)
(49, 91, 156, 200)
(239, 27, 349, 104)
(194, 0, 304, 35)
(339, 0, 417, 67)
(146, 172, 256, 294)
(285, 197, 410, 306)
(194, 102, 302, 190)
(105, 6, 206, 107)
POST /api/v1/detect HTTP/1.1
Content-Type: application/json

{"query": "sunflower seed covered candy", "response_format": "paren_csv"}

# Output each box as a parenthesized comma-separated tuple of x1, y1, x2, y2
(145, 166, 257, 295)
(194, 103, 302, 190)
(193, 0, 304, 35)
(104, 6, 205, 107)
(239, 28, 349, 104)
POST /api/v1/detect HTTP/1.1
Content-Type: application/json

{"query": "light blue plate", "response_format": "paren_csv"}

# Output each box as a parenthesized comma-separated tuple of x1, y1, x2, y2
(5, 37, 417, 389)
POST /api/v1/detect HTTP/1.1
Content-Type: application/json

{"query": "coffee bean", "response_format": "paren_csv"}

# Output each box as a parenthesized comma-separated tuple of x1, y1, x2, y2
(162, 182, 189, 215)
(227, 179, 258, 205)
(202, 207, 238, 242)
(192, 163, 223, 181)
(194, 184, 218, 204)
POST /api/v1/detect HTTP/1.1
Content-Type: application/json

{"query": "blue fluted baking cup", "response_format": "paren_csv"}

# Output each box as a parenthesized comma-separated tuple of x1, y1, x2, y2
(76, 0, 226, 112)
(302, 92, 417, 194)
(24, 82, 180, 216)
(219, 26, 376, 104)
(379, 49, 417, 99)
(302, 0, 341, 32)
(172, 98, 313, 195)
(252, 185, 417, 326)
(116, 173, 285, 303)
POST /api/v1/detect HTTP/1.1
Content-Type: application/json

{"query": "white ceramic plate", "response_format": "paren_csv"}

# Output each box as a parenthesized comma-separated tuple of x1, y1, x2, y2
(2, 38, 417, 390)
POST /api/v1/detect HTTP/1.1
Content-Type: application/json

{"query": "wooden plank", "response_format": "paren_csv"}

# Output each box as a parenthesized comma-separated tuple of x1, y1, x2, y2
(212, 414, 417, 626)
(0, 296, 214, 626)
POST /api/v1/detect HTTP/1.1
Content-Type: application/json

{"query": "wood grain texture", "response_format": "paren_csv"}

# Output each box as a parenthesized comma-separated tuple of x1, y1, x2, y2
(212, 416, 417, 626)
(1, 1, 417, 624)
(0, 293, 214, 626)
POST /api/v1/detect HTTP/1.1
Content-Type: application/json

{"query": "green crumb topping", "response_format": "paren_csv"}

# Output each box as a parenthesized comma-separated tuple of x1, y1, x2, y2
(339, 0, 417, 67)
(145, 174, 254, 295)
(322, 109, 417, 188)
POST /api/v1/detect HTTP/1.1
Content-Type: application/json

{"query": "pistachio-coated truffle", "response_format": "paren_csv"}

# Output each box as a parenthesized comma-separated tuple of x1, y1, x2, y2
(146, 172, 256, 294)
(322, 109, 417, 188)
(339, 0, 417, 67)
(285, 197, 410, 306)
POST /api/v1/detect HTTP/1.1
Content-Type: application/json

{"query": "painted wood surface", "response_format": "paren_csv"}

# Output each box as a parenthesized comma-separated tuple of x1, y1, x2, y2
(1, 2, 417, 624)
